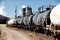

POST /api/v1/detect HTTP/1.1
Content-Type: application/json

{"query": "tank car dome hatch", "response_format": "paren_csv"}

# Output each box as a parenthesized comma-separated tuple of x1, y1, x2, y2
(50, 3, 60, 25)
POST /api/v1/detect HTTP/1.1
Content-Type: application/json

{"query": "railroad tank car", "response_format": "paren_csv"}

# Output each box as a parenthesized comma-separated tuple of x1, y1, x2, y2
(21, 16, 28, 29)
(25, 15, 34, 29)
(6, 19, 17, 26)
(49, 4, 60, 40)
(17, 15, 33, 29)
(23, 16, 28, 25)
(33, 10, 51, 26)
(17, 17, 24, 25)
(32, 13, 40, 25)
(27, 15, 33, 25)
(50, 4, 60, 27)
(32, 8, 51, 31)
(50, 4, 60, 36)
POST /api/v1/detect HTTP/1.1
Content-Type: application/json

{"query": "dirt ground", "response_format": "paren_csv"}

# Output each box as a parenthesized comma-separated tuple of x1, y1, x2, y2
(0, 24, 54, 40)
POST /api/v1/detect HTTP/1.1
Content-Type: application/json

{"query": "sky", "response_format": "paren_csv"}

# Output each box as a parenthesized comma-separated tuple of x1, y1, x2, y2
(0, 0, 60, 17)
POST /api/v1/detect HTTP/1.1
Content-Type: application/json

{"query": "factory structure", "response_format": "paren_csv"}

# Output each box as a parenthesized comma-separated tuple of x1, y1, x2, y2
(0, 15, 9, 24)
(21, 5, 33, 17)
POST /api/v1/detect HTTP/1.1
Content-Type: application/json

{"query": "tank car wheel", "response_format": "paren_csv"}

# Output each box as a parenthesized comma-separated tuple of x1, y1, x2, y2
(27, 25, 34, 31)
(27, 24, 31, 30)
(34, 27, 39, 32)
(45, 30, 51, 36)
(25, 26, 29, 30)
(29, 27, 34, 31)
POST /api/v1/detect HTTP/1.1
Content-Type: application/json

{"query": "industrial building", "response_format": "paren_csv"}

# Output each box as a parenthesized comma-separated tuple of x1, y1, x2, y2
(0, 15, 9, 24)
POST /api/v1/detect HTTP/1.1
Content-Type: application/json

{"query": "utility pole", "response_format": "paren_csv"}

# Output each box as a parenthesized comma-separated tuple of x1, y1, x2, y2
(15, 6, 17, 19)
(14, 6, 17, 25)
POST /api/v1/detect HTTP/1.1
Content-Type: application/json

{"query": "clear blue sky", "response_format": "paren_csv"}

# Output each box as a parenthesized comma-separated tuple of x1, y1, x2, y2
(0, 0, 60, 17)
